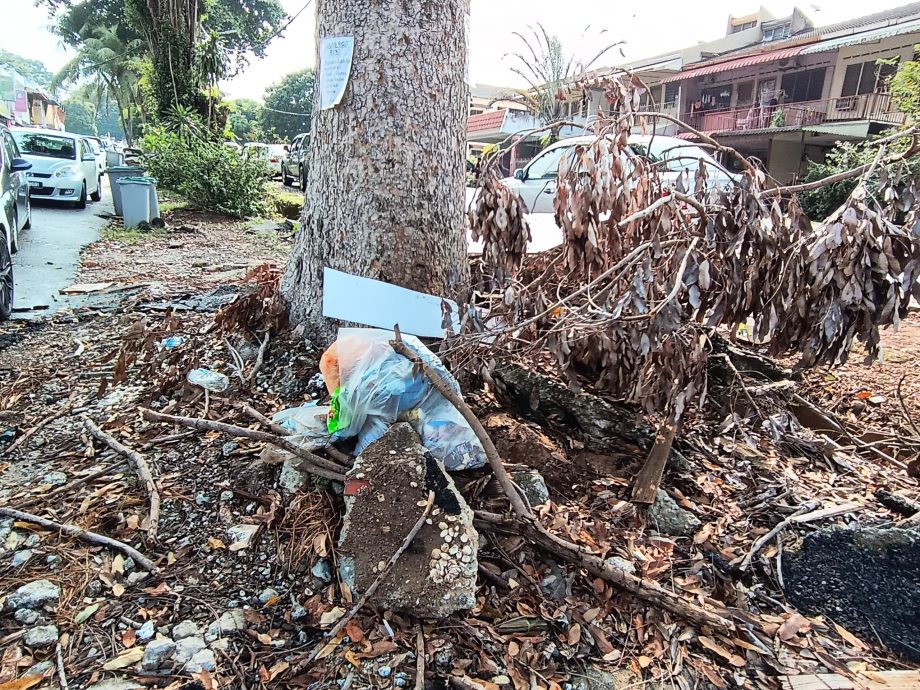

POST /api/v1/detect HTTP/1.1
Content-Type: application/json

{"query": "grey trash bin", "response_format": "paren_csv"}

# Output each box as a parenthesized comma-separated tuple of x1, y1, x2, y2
(117, 176, 158, 228)
(105, 149, 124, 169)
(108, 166, 146, 216)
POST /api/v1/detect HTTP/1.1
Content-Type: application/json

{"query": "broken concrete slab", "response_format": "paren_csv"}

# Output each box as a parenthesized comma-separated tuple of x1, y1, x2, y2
(337, 423, 477, 618)
(783, 526, 920, 662)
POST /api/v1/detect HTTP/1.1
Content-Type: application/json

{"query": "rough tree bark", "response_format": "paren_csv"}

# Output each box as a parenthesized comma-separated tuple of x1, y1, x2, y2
(281, 0, 471, 345)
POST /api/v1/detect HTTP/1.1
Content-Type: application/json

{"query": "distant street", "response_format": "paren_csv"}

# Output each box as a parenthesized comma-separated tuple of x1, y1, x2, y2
(12, 179, 113, 318)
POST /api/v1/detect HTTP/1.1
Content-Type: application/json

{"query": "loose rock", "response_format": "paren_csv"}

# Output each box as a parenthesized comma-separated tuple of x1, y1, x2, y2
(258, 587, 279, 604)
(137, 620, 156, 642)
(14, 608, 41, 625)
(6, 579, 60, 610)
(206, 608, 246, 642)
(173, 636, 207, 666)
(278, 453, 309, 494)
(142, 638, 176, 671)
(42, 471, 68, 486)
(26, 660, 55, 677)
(24, 624, 59, 648)
(185, 648, 217, 673)
(603, 556, 636, 576)
(648, 489, 700, 537)
(227, 523, 260, 551)
(11, 549, 34, 567)
(172, 619, 201, 640)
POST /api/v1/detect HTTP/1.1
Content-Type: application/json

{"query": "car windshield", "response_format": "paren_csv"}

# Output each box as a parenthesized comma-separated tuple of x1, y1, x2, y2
(631, 141, 715, 173)
(13, 132, 77, 160)
(269, 145, 286, 156)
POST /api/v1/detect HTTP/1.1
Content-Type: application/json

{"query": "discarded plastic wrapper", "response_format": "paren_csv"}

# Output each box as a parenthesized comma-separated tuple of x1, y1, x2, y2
(280, 328, 487, 471)
(187, 368, 229, 392)
(161, 336, 186, 350)
(272, 402, 337, 451)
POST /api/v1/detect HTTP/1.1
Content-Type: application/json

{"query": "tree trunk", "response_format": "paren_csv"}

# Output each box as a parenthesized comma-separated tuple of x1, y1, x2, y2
(281, 0, 470, 345)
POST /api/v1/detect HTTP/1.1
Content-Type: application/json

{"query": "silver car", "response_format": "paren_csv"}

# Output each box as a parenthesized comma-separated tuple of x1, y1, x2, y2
(0, 124, 33, 319)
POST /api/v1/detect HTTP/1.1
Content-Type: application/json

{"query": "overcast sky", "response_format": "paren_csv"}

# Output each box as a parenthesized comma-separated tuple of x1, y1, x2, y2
(4, 0, 914, 101)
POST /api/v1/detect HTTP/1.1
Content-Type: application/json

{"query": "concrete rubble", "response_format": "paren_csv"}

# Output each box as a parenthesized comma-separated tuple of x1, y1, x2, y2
(337, 423, 478, 618)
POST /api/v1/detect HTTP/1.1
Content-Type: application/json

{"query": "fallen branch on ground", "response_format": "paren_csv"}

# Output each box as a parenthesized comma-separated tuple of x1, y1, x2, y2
(83, 418, 161, 541)
(0, 507, 158, 573)
(240, 402, 290, 436)
(631, 419, 678, 504)
(18, 459, 126, 510)
(248, 331, 271, 384)
(6, 405, 71, 454)
(140, 407, 347, 482)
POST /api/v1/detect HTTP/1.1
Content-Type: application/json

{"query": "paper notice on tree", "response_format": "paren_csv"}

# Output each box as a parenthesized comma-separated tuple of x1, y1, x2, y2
(318, 36, 355, 110)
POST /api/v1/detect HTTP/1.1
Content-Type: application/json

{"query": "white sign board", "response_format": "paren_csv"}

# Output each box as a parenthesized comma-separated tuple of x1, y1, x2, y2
(318, 36, 355, 110)
(322, 268, 461, 338)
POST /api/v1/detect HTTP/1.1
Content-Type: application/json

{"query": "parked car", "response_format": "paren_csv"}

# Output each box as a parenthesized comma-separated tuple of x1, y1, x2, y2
(11, 128, 101, 209)
(82, 135, 108, 179)
(0, 123, 32, 320)
(502, 134, 736, 214)
(282, 133, 309, 190)
(244, 142, 287, 178)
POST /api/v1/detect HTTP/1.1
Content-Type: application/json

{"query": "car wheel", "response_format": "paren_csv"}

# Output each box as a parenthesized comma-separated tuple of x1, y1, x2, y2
(76, 182, 87, 210)
(0, 233, 13, 321)
(90, 178, 102, 202)
(299, 166, 306, 192)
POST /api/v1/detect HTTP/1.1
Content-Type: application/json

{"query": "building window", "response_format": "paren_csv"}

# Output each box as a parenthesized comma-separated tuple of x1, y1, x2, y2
(736, 81, 754, 106)
(780, 67, 826, 103)
(762, 23, 791, 41)
(732, 20, 756, 33)
(841, 59, 899, 96)
(663, 83, 679, 108)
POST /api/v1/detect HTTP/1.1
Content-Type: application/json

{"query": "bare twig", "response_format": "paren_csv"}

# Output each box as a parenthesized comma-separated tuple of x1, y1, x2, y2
(0, 507, 158, 573)
(304, 492, 434, 666)
(631, 419, 678, 504)
(5, 405, 71, 454)
(223, 337, 247, 384)
(415, 627, 425, 690)
(18, 459, 126, 510)
(56, 643, 70, 690)
(83, 418, 161, 541)
(140, 407, 347, 481)
(248, 331, 271, 384)
(240, 402, 290, 436)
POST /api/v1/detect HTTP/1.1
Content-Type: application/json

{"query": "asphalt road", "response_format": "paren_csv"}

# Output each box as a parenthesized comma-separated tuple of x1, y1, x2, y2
(12, 178, 113, 318)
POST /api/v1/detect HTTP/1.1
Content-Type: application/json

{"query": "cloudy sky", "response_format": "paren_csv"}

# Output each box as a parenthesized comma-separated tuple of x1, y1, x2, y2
(5, 0, 914, 101)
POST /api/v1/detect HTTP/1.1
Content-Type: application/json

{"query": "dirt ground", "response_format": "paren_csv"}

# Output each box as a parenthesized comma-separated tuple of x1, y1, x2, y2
(1, 210, 919, 690)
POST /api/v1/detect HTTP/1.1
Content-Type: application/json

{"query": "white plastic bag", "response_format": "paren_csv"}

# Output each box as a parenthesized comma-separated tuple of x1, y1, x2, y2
(272, 402, 335, 451)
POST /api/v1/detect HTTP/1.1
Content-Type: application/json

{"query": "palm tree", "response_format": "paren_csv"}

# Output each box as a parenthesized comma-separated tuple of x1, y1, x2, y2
(53, 25, 144, 143)
(506, 24, 623, 141)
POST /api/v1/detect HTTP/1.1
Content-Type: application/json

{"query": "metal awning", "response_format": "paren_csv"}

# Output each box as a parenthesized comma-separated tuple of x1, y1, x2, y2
(800, 18, 920, 54)
(660, 46, 809, 84)
(803, 121, 872, 139)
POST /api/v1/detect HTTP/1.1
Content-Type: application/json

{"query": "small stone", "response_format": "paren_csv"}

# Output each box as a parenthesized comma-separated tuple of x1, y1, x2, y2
(123, 557, 135, 573)
(291, 605, 307, 620)
(222, 441, 239, 457)
(379, 666, 392, 678)
(603, 556, 636, 575)
(185, 648, 216, 673)
(510, 468, 550, 506)
(195, 493, 212, 506)
(126, 571, 148, 586)
(173, 636, 206, 666)
(26, 660, 55, 677)
(258, 587, 279, 605)
(648, 489, 701, 537)
(210, 637, 230, 651)
(142, 638, 176, 671)
(460, 534, 469, 543)
(46, 554, 61, 570)
(85, 579, 103, 597)
(137, 620, 156, 641)
(227, 524, 260, 551)
(206, 609, 246, 641)
(24, 534, 40, 548)
(220, 490, 234, 502)
(42, 471, 68, 486)
(6, 579, 60, 610)
(11, 549, 34, 567)
(24, 624, 59, 648)
(172, 620, 201, 640)
(279, 454, 309, 494)
(868, 395, 887, 406)
(311, 559, 333, 583)
(14, 608, 41, 625)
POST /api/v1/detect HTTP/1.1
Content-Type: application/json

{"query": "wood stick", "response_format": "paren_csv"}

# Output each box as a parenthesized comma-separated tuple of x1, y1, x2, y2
(239, 403, 291, 437)
(390, 336, 532, 520)
(631, 420, 678, 504)
(56, 643, 70, 690)
(324, 445, 353, 466)
(18, 459, 127, 510)
(248, 331, 271, 384)
(414, 627, 425, 690)
(305, 491, 434, 665)
(83, 418, 161, 541)
(738, 500, 821, 571)
(0, 507, 158, 573)
(6, 406, 71, 454)
(139, 407, 347, 481)
(475, 510, 735, 631)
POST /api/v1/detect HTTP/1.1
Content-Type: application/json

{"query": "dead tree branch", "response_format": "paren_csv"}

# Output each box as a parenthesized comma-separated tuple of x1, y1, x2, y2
(0, 507, 158, 573)
(83, 418, 161, 541)
(248, 331, 271, 384)
(140, 408, 347, 481)
(6, 405, 71, 454)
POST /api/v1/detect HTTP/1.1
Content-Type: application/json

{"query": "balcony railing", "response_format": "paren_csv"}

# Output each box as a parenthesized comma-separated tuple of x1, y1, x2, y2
(684, 92, 906, 134)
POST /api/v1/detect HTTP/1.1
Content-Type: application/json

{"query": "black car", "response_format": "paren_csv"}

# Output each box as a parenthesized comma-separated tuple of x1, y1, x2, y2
(282, 132, 310, 191)
(0, 124, 32, 319)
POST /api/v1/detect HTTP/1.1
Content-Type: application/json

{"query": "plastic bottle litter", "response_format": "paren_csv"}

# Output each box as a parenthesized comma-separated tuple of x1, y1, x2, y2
(277, 328, 487, 470)
(186, 368, 229, 392)
(160, 335, 186, 350)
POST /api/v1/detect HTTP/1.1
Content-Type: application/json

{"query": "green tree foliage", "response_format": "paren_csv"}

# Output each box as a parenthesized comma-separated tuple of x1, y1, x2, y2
(889, 47, 920, 122)
(63, 88, 127, 138)
(62, 97, 96, 134)
(262, 68, 314, 142)
(227, 98, 265, 142)
(142, 111, 270, 218)
(0, 50, 54, 88)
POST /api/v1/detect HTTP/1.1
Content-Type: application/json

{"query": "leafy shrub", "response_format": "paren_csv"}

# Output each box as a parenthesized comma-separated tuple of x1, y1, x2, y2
(800, 136, 920, 221)
(141, 121, 270, 218)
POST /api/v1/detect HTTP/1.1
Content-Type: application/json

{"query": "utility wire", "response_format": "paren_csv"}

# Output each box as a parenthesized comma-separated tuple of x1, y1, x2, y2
(253, 0, 315, 49)
(262, 106, 312, 116)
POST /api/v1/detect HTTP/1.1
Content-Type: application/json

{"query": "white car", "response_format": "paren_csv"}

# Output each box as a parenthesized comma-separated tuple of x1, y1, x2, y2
(244, 143, 286, 177)
(82, 135, 108, 178)
(11, 128, 101, 209)
(502, 134, 736, 213)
